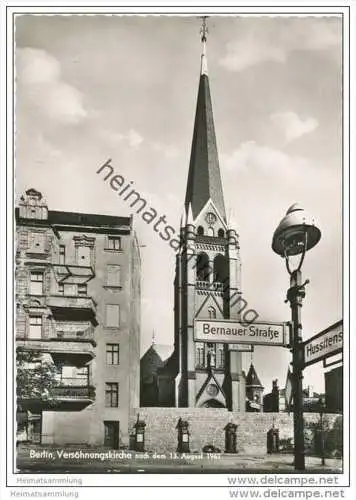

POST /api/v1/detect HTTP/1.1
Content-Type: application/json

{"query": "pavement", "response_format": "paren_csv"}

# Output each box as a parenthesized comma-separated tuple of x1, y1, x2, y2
(16, 445, 343, 474)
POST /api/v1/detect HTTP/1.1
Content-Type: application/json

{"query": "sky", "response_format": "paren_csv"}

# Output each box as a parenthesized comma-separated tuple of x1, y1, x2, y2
(15, 14, 343, 393)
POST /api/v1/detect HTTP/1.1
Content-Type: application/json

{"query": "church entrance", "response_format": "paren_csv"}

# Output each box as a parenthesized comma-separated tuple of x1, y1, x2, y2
(201, 399, 225, 408)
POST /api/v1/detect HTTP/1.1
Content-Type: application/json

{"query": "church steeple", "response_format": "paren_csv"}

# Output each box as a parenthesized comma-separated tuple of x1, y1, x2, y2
(184, 17, 227, 223)
(172, 20, 244, 411)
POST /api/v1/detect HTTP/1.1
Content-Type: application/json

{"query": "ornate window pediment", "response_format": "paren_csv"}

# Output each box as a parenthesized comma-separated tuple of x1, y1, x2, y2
(73, 235, 95, 247)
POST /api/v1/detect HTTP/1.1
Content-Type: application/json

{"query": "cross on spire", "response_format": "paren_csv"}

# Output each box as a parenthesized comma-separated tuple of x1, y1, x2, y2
(200, 16, 208, 42)
(200, 16, 209, 76)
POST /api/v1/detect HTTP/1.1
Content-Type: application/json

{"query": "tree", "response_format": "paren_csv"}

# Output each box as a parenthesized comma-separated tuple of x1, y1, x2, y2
(16, 349, 61, 443)
(16, 349, 60, 406)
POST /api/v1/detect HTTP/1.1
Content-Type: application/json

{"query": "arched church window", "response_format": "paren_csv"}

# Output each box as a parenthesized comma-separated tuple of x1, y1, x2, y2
(197, 226, 204, 236)
(213, 254, 229, 284)
(195, 343, 205, 367)
(216, 345, 225, 369)
(207, 227, 214, 237)
(196, 252, 210, 282)
(218, 228, 225, 238)
(208, 306, 216, 319)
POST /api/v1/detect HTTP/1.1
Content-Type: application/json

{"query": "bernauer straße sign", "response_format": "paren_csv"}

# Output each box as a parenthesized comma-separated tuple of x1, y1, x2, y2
(194, 319, 288, 347)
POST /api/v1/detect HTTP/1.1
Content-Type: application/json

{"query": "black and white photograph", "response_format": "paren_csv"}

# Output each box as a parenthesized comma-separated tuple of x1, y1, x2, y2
(1, 3, 354, 500)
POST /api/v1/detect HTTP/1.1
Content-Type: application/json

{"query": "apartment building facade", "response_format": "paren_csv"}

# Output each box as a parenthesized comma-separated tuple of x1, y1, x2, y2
(16, 188, 141, 447)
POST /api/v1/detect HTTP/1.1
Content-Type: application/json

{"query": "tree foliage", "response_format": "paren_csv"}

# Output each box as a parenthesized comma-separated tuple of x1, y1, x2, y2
(16, 349, 60, 404)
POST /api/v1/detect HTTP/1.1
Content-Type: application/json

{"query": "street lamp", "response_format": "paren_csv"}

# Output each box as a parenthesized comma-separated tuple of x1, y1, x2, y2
(272, 203, 321, 471)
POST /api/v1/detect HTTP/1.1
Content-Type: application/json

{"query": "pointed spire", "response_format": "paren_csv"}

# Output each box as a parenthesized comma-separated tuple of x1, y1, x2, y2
(227, 208, 238, 229)
(186, 202, 194, 225)
(184, 19, 226, 222)
(152, 330, 156, 346)
(246, 363, 263, 388)
(179, 206, 184, 228)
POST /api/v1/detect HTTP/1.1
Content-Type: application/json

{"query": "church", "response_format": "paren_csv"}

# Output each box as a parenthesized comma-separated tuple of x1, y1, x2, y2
(140, 21, 263, 412)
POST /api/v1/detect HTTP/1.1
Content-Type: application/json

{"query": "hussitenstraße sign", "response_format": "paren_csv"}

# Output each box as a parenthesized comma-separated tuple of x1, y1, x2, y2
(194, 319, 288, 347)
(303, 320, 343, 367)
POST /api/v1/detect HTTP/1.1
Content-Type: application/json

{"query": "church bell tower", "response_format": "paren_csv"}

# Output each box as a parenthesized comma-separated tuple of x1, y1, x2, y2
(173, 19, 246, 411)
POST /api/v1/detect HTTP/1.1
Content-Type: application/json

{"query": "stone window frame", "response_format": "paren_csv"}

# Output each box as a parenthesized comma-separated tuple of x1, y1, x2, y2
(73, 235, 96, 267)
(26, 229, 48, 255)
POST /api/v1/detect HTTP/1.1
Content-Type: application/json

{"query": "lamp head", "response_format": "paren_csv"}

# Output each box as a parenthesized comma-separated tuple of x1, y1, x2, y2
(272, 204, 321, 257)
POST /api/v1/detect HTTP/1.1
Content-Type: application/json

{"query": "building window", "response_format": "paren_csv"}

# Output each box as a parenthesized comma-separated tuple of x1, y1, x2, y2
(60, 365, 88, 386)
(77, 283, 87, 296)
(105, 304, 120, 327)
(214, 254, 229, 284)
(196, 343, 205, 367)
(59, 245, 65, 264)
(105, 382, 119, 407)
(28, 316, 42, 339)
(216, 346, 225, 369)
(218, 228, 225, 238)
(196, 252, 210, 282)
(208, 306, 216, 319)
(30, 271, 44, 295)
(107, 236, 121, 251)
(106, 265, 121, 287)
(58, 282, 64, 294)
(197, 226, 204, 236)
(106, 344, 120, 365)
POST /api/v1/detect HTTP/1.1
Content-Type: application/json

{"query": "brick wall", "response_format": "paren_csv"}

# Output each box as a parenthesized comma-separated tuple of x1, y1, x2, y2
(130, 408, 341, 454)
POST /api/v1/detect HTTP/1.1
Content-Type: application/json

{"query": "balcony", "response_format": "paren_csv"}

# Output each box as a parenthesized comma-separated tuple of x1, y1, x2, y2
(53, 380, 95, 409)
(47, 295, 97, 324)
(17, 326, 96, 365)
(52, 264, 95, 284)
(17, 381, 95, 412)
(50, 325, 96, 344)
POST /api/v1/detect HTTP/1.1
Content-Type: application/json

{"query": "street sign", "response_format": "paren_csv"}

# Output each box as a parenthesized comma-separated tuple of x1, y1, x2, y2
(228, 344, 254, 352)
(194, 319, 288, 347)
(303, 320, 343, 367)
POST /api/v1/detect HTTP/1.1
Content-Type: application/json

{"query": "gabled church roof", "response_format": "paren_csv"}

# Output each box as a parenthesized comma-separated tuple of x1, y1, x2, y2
(184, 29, 226, 222)
(246, 363, 263, 388)
(141, 343, 173, 365)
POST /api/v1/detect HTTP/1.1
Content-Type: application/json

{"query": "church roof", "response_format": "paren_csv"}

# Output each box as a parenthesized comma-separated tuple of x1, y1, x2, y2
(184, 33, 226, 222)
(140, 343, 173, 365)
(246, 363, 263, 388)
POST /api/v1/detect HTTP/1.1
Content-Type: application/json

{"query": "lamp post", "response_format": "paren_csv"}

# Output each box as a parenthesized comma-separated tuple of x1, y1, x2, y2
(272, 204, 321, 471)
(318, 396, 326, 466)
